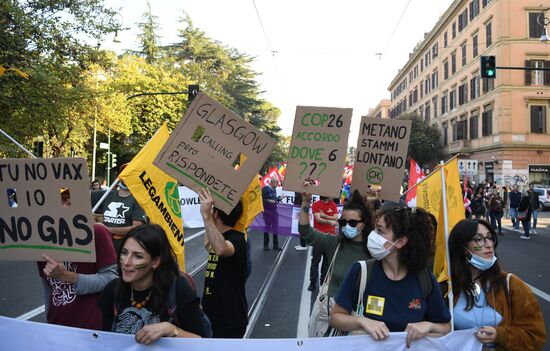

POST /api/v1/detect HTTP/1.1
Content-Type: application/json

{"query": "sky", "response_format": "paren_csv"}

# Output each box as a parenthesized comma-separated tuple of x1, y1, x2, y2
(102, 0, 455, 146)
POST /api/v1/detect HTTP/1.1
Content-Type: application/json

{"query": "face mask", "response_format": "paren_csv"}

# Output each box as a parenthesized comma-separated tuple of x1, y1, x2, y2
(367, 230, 397, 260)
(466, 249, 497, 271)
(342, 225, 359, 239)
(119, 182, 128, 190)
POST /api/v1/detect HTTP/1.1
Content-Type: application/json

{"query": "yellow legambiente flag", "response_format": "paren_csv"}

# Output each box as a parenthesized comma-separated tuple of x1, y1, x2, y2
(119, 123, 185, 271)
(414, 158, 464, 283)
(433, 158, 465, 282)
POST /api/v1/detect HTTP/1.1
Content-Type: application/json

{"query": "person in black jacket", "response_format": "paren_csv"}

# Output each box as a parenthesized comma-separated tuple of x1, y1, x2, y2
(528, 184, 541, 234)
(517, 191, 532, 240)
(508, 185, 522, 231)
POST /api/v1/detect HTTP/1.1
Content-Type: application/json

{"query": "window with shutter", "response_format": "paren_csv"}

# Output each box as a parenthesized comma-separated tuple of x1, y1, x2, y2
(530, 106, 547, 133)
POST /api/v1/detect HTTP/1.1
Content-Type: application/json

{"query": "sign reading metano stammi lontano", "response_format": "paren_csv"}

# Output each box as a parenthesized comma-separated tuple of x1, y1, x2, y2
(351, 117, 411, 202)
(0, 158, 95, 262)
(154, 92, 276, 214)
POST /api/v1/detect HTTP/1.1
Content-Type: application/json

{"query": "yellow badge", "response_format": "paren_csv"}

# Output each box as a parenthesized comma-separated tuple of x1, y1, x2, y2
(366, 295, 385, 316)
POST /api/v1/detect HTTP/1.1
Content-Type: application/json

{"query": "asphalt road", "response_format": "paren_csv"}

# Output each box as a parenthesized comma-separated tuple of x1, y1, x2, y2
(0, 222, 549, 349)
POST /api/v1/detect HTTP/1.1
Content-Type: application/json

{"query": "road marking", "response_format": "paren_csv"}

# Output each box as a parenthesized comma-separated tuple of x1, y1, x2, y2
(16, 305, 45, 321)
(297, 246, 313, 338)
(526, 283, 550, 303)
(184, 229, 205, 243)
(16, 229, 206, 321)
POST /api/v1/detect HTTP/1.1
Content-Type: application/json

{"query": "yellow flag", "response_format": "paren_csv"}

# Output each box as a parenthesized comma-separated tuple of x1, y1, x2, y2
(415, 170, 443, 219)
(414, 158, 464, 283)
(119, 123, 185, 271)
(234, 174, 263, 234)
(433, 158, 465, 282)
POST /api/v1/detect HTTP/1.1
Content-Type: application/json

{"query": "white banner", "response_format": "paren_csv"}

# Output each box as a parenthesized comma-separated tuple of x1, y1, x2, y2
(179, 186, 203, 228)
(179, 187, 342, 232)
(0, 316, 481, 351)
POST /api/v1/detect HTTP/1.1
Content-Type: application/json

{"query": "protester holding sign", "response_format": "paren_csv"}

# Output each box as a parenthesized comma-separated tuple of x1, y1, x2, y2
(199, 188, 248, 338)
(38, 223, 117, 330)
(449, 219, 546, 350)
(330, 206, 450, 347)
(99, 224, 208, 343)
(300, 188, 373, 337)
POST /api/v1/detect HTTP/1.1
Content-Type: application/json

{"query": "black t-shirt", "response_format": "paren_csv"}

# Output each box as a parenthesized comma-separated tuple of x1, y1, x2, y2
(202, 229, 248, 330)
(98, 277, 208, 337)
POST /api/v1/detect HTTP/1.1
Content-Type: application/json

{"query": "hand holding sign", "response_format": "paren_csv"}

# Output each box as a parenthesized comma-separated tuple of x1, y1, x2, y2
(42, 254, 77, 283)
(198, 188, 215, 220)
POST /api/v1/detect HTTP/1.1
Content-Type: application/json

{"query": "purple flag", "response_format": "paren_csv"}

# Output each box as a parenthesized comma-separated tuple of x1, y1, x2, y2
(249, 203, 299, 237)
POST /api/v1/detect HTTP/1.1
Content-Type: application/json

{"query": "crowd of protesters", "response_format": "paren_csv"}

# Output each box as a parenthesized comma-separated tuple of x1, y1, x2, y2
(31, 172, 546, 350)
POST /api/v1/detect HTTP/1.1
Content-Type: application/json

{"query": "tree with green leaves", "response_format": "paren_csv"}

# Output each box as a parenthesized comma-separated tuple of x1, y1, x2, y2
(137, 0, 161, 64)
(397, 113, 441, 167)
(0, 0, 120, 158)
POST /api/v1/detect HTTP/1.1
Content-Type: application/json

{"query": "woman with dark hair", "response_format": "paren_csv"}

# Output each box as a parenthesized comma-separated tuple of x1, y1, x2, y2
(449, 218, 546, 350)
(472, 186, 487, 220)
(300, 189, 374, 337)
(99, 224, 209, 344)
(330, 206, 450, 347)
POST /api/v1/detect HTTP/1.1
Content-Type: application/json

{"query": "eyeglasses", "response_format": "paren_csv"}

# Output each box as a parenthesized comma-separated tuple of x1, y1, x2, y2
(471, 234, 497, 246)
(338, 219, 363, 228)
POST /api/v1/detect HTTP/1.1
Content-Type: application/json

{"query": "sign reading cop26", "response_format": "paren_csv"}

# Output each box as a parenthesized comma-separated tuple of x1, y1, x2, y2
(154, 92, 276, 214)
(0, 158, 95, 262)
(283, 106, 352, 198)
(352, 117, 411, 202)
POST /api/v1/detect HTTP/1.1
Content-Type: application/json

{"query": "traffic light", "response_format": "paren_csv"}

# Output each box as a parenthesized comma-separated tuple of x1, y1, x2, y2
(111, 153, 117, 168)
(188, 84, 199, 102)
(480, 56, 496, 79)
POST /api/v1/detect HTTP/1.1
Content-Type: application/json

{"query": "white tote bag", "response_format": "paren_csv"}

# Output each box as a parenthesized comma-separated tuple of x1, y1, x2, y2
(308, 244, 340, 337)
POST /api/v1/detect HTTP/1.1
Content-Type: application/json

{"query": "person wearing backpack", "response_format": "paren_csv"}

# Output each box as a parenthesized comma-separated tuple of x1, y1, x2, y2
(488, 188, 504, 236)
(98, 224, 210, 344)
(330, 206, 451, 348)
(448, 219, 546, 350)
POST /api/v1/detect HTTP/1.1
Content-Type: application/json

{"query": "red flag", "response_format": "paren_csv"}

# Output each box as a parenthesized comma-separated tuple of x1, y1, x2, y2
(405, 158, 426, 207)
(261, 166, 281, 187)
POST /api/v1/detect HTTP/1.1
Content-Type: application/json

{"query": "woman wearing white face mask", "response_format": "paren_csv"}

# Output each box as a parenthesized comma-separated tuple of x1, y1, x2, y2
(449, 219, 546, 350)
(299, 189, 374, 337)
(330, 206, 451, 347)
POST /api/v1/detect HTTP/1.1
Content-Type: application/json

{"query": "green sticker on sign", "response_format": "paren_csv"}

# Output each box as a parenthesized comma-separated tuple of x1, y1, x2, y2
(366, 166, 383, 185)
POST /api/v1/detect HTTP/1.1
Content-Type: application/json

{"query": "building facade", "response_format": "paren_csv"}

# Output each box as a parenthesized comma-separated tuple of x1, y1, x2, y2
(367, 99, 391, 118)
(388, 0, 550, 187)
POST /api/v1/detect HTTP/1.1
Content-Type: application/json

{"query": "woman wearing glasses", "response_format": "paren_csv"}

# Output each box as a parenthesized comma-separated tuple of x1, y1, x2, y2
(330, 206, 451, 347)
(300, 189, 374, 337)
(448, 219, 546, 350)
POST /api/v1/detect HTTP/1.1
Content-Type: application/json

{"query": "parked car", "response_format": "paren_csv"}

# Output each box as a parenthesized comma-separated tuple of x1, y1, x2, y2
(533, 187, 550, 210)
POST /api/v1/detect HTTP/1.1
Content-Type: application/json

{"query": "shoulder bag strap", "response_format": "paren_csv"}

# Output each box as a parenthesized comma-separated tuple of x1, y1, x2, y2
(321, 242, 341, 286)
(506, 273, 512, 306)
(355, 260, 368, 315)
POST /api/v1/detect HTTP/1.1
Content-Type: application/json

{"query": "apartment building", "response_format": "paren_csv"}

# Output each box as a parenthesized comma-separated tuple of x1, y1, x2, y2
(367, 99, 391, 118)
(388, 0, 550, 186)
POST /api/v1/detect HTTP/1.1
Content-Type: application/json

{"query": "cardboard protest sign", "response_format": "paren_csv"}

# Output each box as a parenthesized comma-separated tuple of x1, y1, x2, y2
(0, 158, 96, 262)
(283, 106, 352, 198)
(351, 117, 411, 201)
(154, 92, 276, 214)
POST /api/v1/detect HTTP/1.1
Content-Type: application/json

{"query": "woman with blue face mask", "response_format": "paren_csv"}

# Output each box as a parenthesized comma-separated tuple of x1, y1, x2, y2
(449, 219, 546, 350)
(299, 189, 374, 337)
(330, 206, 451, 348)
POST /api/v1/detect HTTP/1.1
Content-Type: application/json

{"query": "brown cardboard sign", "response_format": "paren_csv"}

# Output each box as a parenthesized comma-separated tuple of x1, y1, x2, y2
(0, 158, 96, 262)
(153, 92, 276, 214)
(283, 106, 352, 198)
(351, 117, 412, 202)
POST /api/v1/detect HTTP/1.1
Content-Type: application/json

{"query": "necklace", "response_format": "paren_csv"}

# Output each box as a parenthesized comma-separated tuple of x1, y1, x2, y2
(130, 288, 152, 309)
